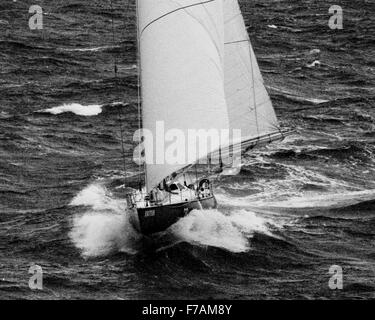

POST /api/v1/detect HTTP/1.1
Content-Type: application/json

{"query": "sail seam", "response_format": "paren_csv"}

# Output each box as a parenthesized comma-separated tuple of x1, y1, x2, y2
(171, 0, 224, 79)
(140, 0, 216, 36)
(197, 0, 224, 64)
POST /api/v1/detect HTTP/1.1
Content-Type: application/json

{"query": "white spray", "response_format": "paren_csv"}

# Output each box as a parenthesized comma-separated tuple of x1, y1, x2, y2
(69, 184, 277, 257)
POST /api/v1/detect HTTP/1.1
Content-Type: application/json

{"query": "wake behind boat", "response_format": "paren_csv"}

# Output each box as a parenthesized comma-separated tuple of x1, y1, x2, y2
(124, 0, 291, 235)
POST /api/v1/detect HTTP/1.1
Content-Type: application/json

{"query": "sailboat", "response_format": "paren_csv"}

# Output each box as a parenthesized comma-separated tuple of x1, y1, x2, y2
(126, 0, 289, 235)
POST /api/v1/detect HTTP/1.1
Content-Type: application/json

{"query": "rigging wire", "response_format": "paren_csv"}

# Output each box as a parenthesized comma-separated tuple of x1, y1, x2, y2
(110, 0, 127, 189)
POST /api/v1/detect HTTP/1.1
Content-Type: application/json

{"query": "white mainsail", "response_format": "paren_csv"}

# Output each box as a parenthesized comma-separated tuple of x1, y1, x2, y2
(223, 0, 280, 144)
(138, 0, 230, 191)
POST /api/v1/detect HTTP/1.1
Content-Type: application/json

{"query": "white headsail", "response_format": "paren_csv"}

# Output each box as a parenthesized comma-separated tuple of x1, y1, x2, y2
(223, 0, 280, 145)
(138, 0, 230, 191)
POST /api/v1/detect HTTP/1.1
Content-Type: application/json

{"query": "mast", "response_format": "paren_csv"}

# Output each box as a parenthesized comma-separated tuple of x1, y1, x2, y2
(135, 0, 146, 192)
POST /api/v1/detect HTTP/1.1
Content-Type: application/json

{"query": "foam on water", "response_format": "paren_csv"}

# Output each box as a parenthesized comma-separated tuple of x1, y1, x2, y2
(307, 60, 321, 68)
(221, 161, 359, 206)
(267, 86, 329, 104)
(170, 209, 275, 253)
(59, 46, 115, 52)
(42, 103, 103, 116)
(260, 189, 375, 209)
(69, 184, 141, 257)
(216, 168, 375, 216)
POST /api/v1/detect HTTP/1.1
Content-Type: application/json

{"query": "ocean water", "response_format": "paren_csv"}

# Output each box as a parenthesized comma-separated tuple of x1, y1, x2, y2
(0, 0, 374, 299)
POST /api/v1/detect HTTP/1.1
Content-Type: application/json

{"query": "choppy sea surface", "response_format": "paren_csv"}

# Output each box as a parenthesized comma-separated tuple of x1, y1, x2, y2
(0, 0, 374, 299)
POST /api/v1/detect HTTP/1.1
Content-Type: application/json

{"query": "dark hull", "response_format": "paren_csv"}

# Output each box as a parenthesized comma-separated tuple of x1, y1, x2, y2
(134, 195, 217, 235)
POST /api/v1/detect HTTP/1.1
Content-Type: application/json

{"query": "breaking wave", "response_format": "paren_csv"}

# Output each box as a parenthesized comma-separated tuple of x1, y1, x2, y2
(69, 184, 140, 257)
